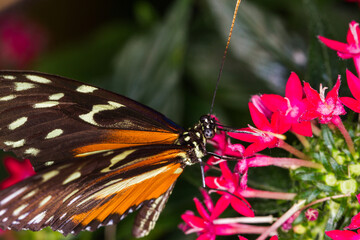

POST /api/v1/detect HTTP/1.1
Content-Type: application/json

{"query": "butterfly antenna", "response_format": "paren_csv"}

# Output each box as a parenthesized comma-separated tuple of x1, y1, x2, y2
(210, 0, 242, 114)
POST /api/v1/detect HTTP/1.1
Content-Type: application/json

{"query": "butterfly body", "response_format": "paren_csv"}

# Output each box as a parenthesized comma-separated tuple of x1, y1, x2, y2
(0, 71, 216, 237)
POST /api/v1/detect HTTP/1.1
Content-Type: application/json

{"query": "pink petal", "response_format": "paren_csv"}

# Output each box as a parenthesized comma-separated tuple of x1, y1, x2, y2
(181, 214, 206, 228)
(194, 198, 210, 220)
(261, 94, 288, 113)
(219, 162, 235, 181)
(205, 176, 223, 189)
(285, 72, 303, 101)
(200, 189, 214, 212)
(291, 121, 313, 137)
(318, 36, 349, 53)
(244, 142, 267, 156)
(249, 102, 271, 130)
(347, 212, 360, 229)
(269, 236, 279, 240)
(211, 195, 230, 219)
(346, 70, 360, 101)
(347, 21, 360, 45)
(239, 236, 249, 240)
(251, 95, 273, 118)
(197, 233, 215, 240)
(228, 130, 259, 143)
(230, 196, 254, 217)
(271, 112, 288, 134)
(325, 230, 359, 240)
(303, 82, 322, 107)
(325, 77, 341, 102)
(340, 96, 360, 112)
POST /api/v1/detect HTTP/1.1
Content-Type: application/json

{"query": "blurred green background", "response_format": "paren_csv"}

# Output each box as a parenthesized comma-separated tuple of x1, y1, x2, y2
(0, 0, 358, 239)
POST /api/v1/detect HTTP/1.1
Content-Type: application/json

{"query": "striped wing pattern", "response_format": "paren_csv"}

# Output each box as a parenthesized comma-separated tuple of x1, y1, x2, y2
(0, 71, 181, 171)
(0, 146, 185, 235)
(0, 71, 192, 236)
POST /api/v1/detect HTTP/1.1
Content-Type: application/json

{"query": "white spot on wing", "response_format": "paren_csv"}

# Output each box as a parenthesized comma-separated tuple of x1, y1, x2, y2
(68, 196, 81, 206)
(18, 212, 29, 220)
(45, 216, 54, 224)
(63, 172, 81, 185)
(45, 129, 63, 139)
(1, 187, 27, 205)
(0, 209, 6, 216)
(13, 204, 28, 216)
(4, 139, 25, 148)
(39, 195, 52, 207)
(2, 217, 8, 222)
(59, 213, 66, 220)
(25, 148, 40, 156)
(48, 93, 64, 100)
(0, 95, 16, 101)
(79, 101, 124, 126)
(33, 101, 59, 108)
(42, 170, 59, 182)
(28, 211, 46, 224)
(8, 117, 28, 130)
(101, 149, 135, 173)
(26, 75, 52, 84)
(15, 82, 35, 91)
(44, 161, 54, 166)
(2, 75, 15, 80)
(85, 226, 91, 231)
(22, 190, 36, 199)
(108, 220, 114, 225)
(76, 85, 98, 93)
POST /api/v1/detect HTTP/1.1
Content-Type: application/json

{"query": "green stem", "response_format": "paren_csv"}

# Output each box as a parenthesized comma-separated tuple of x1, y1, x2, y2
(279, 141, 310, 160)
(293, 132, 310, 150)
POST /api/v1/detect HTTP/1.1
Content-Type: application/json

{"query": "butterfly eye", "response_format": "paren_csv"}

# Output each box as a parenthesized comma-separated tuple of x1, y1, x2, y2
(204, 128, 215, 139)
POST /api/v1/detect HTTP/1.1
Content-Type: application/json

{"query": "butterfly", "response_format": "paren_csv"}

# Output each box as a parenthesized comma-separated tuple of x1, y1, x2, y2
(0, 71, 218, 237)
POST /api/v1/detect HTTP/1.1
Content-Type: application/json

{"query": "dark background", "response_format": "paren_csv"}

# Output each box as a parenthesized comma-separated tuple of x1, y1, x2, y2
(0, 0, 358, 239)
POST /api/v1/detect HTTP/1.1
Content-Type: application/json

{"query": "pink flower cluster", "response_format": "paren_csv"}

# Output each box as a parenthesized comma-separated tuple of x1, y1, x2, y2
(180, 20, 360, 240)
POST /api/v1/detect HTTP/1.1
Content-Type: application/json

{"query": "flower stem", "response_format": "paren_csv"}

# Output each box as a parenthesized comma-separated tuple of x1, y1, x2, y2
(332, 116, 355, 154)
(214, 216, 277, 224)
(293, 132, 310, 150)
(247, 155, 322, 169)
(256, 200, 306, 240)
(279, 141, 310, 160)
(241, 188, 296, 200)
(311, 122, 321, 136)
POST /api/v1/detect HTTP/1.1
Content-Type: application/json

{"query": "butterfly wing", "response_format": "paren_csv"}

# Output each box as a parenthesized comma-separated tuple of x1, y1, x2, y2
(0, 145, 187, 235)
(0, 71, 182, 171)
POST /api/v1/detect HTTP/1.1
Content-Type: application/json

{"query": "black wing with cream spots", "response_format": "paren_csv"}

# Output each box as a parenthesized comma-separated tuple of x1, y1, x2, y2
(0, 71, 182, 171)
(0, 145, 185, 235)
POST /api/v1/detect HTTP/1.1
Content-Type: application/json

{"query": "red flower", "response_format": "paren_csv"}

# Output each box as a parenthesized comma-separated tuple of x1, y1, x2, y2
(326, 230, 360, 240)
(0, 156, 35, 189)
(180, 189, 245, 240)
(301, 78, 346, 124)
(345, 194, 360, 230)
(228, 103, 287, 156)
(206, 131, 245, 171)
(318, 21, 360, 74)
(341, 70, 360, 112)
(0, 16, 47, 68)
(205, 162, 254, 217)
(261, 72, 312, 137)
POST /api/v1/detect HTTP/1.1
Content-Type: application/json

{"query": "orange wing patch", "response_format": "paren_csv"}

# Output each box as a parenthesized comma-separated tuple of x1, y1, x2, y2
(73, 129, 179, 157)
(70, 162, 183, 226)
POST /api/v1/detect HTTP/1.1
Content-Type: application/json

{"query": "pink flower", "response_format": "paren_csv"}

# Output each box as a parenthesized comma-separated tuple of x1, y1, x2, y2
(318, 21, 360, 74)
(206, 130, 244, 171)
(180, 189, 244, 240)
(305, 208, 319, 221)
(326, 230, 360, 240)
(250, 95, 273, 119)
(0, 156, 35, 189)
(340, 70, 360, 112)
(205, 162, 254, 217)
(261, 72, 312, 137)
(0, 16, 47, 68)
(228, 103, 288, 156)
(301, 78, 346, 124)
